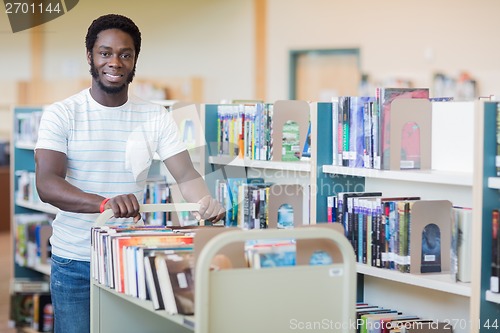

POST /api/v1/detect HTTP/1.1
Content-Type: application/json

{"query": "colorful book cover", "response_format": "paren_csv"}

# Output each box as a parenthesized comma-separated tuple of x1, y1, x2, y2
(112, 234, 193, 293)
(277, 203, 294, 229)
(281, 120, 301, 161)
(155, 251, 195, 315)
(378, 88, 429, 170)
(420, 223, 442, 273)
(250, 242, 296, 268)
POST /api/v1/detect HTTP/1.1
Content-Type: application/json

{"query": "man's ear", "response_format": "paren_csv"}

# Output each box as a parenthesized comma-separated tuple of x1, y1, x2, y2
(86, 51, 92, 65)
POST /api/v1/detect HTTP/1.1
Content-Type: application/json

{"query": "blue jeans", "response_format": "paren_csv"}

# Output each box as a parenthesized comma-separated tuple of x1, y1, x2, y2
(50, 254, 90, 333)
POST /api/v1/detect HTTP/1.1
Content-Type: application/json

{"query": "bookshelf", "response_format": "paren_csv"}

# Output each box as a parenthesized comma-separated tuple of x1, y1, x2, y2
(203, 101, 362, 225)
(321, 100, 477, 333)
(11, 106, 55, 279)
(13, 99, 500, 332)
(472, 101, 500, 331)
(91, 219, 357, 333)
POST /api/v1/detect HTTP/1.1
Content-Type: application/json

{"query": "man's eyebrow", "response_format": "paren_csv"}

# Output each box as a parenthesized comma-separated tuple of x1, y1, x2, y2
(96, 45, 134, 53)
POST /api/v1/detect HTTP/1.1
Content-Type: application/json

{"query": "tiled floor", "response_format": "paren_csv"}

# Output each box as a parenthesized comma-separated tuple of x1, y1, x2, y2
(0, 231, 19, 333)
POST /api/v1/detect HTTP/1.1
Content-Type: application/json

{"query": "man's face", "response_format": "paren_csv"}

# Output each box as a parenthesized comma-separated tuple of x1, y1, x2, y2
(87, 28, 136, 94)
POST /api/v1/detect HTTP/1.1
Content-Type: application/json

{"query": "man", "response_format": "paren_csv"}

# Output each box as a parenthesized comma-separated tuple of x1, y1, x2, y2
(35, 14, 225, 333)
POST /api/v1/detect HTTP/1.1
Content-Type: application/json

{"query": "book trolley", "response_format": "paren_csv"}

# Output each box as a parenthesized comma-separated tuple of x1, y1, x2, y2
(90, 204, 357, 333)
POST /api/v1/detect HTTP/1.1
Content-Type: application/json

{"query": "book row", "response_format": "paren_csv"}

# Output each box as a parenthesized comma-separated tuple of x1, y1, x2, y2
(91, 225, 343, 316)
(15, 110, 43, 145)
(214, 178, 309, 229)
(331, 88, 431, 170)
(9, 279, 53, 332)
(216, 103, 275, 161)
(91, 225, 195, 315)
(15, 213, 52, 269)
(328, 191, 471, 281)
(353, 303, 452, 333)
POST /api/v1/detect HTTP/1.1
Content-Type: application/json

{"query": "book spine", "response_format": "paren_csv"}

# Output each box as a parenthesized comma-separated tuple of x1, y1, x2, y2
(491, 209, 500, 292)
(342, 97, 350, 167)
(497, 104, 500, 176)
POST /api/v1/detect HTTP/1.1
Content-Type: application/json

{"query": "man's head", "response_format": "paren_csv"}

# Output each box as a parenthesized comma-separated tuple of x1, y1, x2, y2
(85, 14, 141, 94)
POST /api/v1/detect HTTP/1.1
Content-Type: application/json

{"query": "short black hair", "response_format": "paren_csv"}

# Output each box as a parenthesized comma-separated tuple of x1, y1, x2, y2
(85, 14, 141, 58)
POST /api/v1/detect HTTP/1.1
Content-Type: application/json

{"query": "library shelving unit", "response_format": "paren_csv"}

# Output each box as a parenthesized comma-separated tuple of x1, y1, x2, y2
(203, 100, 362, 225)
(473, 100, 500, 331)
(91, 207, 357, 333)
(320, 100, 478, 333)
(11, 106, 56, 280)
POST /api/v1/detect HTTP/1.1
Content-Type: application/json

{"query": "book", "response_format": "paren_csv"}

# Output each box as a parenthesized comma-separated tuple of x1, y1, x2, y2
(349, 96, 376, 168)
(10, 292, 35, 328)
(331, 99, 339, 165)
(497, 103, 500, 176)
(396, 200, 415, 273)
(377, 87, 430, 170)
(155, 251, 195, 315)
(491, 209, 500, 292)
(300, 122, 311, 161)
(281, 120, 301, 161)
(245, 239, 296, 268)
(111, 233, 193, 293)
(31, 293, 52, 332)
(340, 96, 351, 166)
(144, 255, 164, 310)
(455, 206, 472, 283)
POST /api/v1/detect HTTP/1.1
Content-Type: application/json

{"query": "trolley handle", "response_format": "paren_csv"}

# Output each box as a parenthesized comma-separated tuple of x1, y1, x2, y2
(94, 203, 201, 226)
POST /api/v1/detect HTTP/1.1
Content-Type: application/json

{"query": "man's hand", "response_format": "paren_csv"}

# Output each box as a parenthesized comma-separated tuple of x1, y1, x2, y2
(195, 195, 225, 223)
(104, 193, 141, 223)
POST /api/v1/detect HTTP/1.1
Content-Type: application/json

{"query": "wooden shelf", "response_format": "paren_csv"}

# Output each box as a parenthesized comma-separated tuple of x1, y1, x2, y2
(357, 264, 471, 297)
(209, 155, 311, 172)
(322, 165, 473, 186)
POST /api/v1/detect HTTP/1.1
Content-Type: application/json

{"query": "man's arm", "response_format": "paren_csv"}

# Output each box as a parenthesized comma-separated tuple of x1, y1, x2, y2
(164, 150, 225, 222)
(35, 148, 140, 219)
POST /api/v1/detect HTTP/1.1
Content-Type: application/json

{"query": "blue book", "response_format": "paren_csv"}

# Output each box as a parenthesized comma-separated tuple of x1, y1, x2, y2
(349, 96, 376, 168)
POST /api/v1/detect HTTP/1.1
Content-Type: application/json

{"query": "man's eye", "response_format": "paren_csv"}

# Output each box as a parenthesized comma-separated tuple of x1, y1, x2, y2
(121, 54, 131, 59)
(100, 52, 110, 57)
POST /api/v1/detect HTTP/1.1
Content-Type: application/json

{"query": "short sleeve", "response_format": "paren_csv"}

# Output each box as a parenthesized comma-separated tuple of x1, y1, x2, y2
(35, 103, 70, 154)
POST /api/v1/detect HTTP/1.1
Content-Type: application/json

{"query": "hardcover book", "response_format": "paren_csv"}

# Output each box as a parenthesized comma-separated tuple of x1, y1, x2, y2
(155, 251, 195, 315)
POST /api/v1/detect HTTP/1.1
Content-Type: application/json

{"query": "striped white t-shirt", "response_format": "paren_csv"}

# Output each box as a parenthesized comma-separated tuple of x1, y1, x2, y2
(35, 88, 186, 261)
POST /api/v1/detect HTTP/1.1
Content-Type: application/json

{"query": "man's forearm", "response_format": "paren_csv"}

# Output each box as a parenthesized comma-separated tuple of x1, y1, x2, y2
(37, 175, 103, 213)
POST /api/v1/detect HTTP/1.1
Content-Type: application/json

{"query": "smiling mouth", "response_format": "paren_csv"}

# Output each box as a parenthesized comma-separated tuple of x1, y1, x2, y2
(104, 73, 124, 82)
